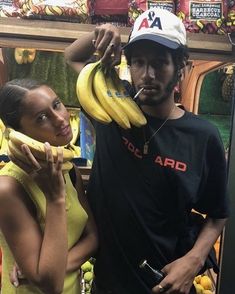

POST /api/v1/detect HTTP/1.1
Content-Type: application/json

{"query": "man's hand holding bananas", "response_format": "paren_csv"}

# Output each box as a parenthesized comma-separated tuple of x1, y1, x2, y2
(75, 23, 146, 129)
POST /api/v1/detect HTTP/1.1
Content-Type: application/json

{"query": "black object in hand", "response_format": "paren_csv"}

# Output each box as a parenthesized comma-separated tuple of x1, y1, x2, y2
(139, 259, 165, 286)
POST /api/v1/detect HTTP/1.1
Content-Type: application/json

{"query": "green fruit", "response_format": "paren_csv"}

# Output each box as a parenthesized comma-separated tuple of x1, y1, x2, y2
(81, 261, 92, 272)
(84, 271, 94, 282)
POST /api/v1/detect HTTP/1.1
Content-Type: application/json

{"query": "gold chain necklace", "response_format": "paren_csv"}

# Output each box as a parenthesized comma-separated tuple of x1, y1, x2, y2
(143, 105, 176, 155)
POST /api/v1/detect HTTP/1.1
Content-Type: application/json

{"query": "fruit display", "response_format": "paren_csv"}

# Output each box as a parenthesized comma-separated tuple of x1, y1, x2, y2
(80, 259, 95, 294)
(14, 48, 36, 64)
(14, 0, 91, 23)
(222, 65, 234, 102)
(76, 60, 147, 129)
(193, 273, 214, 294)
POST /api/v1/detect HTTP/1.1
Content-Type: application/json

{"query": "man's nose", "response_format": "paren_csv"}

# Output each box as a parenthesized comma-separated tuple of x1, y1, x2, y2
(142, 64, 155, 79)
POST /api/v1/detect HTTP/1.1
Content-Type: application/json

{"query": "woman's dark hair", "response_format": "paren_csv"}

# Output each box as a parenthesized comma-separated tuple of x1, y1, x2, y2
(0, 79, 46, 130)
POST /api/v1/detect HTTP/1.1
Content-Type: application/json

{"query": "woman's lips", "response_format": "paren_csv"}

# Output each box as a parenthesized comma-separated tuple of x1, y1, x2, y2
(57, 125, 71, 136)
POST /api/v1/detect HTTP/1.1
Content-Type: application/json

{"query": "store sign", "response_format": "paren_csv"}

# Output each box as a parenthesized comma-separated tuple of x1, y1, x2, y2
(189, 1, 222, 21)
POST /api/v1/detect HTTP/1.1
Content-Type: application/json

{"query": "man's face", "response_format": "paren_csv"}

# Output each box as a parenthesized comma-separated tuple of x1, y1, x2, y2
(129, 41, 177, 106)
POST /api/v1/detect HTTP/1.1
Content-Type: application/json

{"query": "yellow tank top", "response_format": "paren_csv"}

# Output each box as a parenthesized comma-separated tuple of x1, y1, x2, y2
(0, 162, 88, 294)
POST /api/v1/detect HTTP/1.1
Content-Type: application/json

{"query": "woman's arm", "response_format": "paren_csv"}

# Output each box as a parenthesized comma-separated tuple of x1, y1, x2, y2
(0, 145, 68, 294)
(152, 217, 227, 294)
(66, 166, 98, 273)
(0, 177, 67, 294)
(64, 23, 122, 73)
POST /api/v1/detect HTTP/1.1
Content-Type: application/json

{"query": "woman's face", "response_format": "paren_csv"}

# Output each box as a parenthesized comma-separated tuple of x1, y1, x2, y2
(19, 85, 73, 146)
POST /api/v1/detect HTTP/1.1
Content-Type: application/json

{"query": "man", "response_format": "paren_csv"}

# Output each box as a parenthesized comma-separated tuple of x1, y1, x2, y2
(65, 8, 229, 294)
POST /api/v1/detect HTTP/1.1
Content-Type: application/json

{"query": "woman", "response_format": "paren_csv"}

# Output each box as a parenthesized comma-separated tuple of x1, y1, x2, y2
(0, 79, 98, 294)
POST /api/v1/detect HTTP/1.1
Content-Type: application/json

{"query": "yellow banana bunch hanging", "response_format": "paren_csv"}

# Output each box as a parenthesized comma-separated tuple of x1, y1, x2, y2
(76, 61, 112, 124)
(76, 61, 146, 129)
(93, 66, 131, 129)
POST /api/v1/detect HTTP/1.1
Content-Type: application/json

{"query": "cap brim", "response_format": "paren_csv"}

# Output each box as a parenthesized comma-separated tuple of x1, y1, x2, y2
(123, 34, 180, 50)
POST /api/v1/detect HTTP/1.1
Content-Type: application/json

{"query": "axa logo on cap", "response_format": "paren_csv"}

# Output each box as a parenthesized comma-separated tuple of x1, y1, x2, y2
(137, 11, 162, 31)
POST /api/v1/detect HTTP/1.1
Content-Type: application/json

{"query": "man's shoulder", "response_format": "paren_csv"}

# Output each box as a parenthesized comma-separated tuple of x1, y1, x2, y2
(184, 111, 219, 134)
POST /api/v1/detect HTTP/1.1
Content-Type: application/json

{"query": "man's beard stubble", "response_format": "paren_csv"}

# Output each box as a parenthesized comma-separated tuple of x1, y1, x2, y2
(136, 71, 179, 106)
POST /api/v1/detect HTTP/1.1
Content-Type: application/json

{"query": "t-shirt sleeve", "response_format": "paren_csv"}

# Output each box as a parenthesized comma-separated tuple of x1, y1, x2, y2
(194, 128, 230, 218)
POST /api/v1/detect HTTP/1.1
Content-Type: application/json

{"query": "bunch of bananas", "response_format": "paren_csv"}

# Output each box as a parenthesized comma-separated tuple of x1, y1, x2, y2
(7, 129, 74, 172)
(76, 61, 147, 129)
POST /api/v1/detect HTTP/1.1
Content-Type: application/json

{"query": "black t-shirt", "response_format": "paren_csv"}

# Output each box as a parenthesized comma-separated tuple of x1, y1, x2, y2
(87, 111, 229, 294)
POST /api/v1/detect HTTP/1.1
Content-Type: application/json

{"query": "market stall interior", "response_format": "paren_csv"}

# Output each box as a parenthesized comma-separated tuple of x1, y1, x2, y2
(1, 1, 235, 293)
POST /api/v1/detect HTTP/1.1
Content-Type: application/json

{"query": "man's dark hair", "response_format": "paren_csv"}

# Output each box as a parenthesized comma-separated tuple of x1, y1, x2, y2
(124, 41, 189, 72)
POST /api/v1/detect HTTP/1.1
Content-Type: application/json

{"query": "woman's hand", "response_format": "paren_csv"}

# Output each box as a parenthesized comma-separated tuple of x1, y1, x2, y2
(93, 24, 122, 67)
(152, 255, 199, 294)
(9, 263, 27, 288)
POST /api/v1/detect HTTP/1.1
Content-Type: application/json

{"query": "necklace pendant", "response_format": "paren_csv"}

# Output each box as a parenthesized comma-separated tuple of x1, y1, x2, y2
(143, 142, 149, 155)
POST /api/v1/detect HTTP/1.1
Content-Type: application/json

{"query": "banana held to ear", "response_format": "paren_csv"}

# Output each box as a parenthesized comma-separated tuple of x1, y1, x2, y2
(8, 140, 73, 172)
(108, 69, 147, 127)
(8, 129, 74, 166)
(76, 61, 112, 124)
(93, 66, 131, 129)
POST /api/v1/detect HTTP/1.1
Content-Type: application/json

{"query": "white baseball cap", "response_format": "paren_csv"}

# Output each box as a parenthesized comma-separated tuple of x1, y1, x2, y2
(124, 8, 186, 50)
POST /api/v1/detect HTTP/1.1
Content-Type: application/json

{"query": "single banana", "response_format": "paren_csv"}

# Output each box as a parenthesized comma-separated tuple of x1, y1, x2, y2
(93, 66, 131, 129)
(108, 69, 147, 127)
(8, 129, 74, 163)
(76, 61, 112, 124)
(8, 140, 73, 172)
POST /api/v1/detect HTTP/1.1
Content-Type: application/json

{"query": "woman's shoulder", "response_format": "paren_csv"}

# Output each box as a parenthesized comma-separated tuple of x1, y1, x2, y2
(0, 176, 25, 222)
(0, 175, 23, 202)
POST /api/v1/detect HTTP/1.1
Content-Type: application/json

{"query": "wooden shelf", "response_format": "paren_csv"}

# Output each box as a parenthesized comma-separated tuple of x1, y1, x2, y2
(0, 17, 235, 61)
(0, 17, 130, 52)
